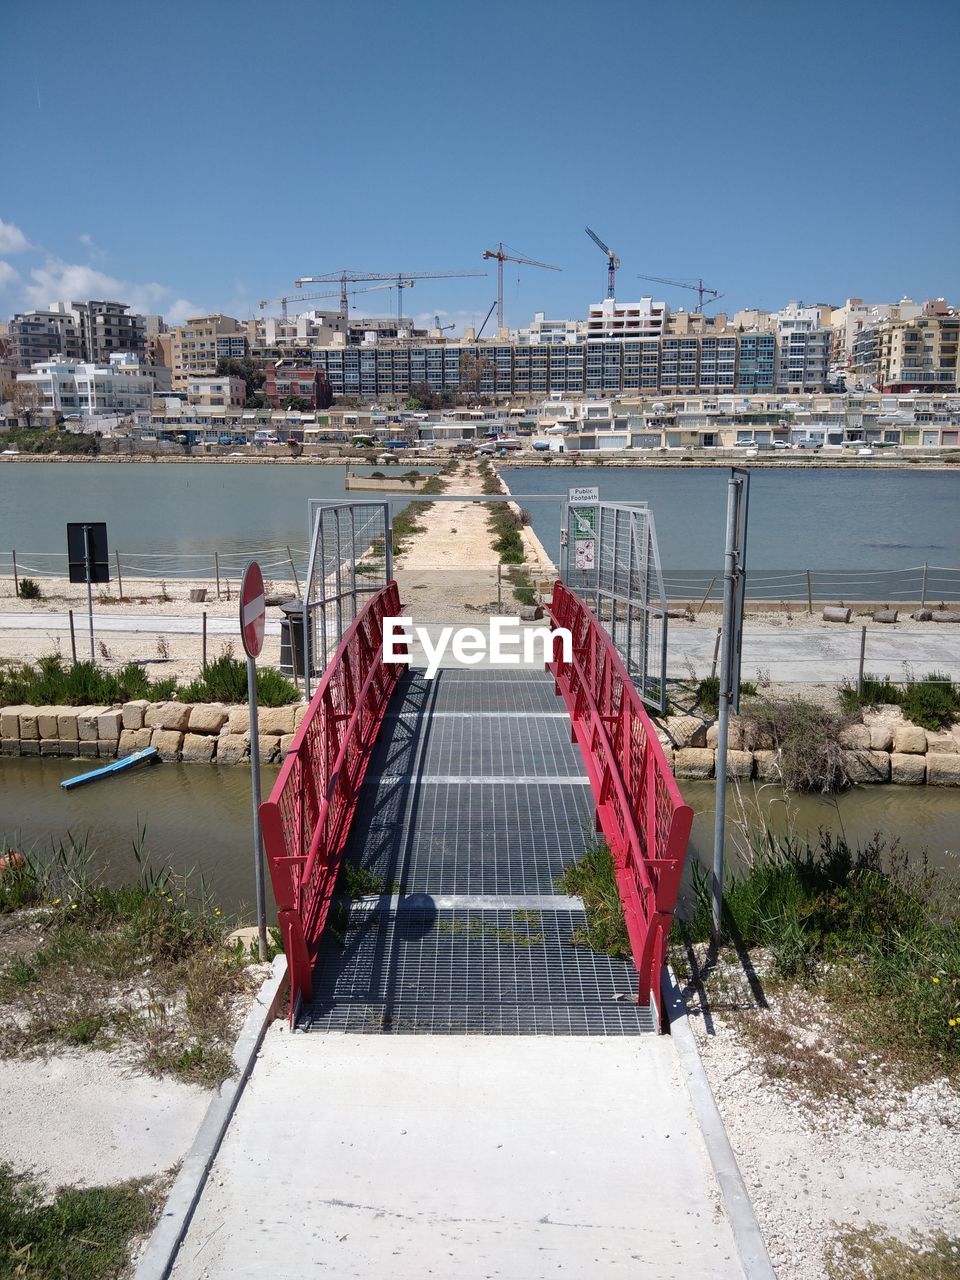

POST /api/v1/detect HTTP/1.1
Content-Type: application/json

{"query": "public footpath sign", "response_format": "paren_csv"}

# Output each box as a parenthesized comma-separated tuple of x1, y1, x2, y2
(240, 561, 266, 658)
(568, 485, 599, 505)
(240, 561, 268, 959)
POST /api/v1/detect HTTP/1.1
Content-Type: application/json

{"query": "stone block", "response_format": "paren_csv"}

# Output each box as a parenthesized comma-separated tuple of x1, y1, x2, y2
(77, 707, 107, 742)
(753, 749, 781, 782)
(58, 740, 79, 757)
(673, 747, 714, 779)
(293, 703, 309, 729)
(741, 721, 775, 751)
(77, 741, 98, 757)
(927, 753, 960, 787)
(839, 723, 871, 750)
(664, 715, 707, 749)
(704, 720, 744, 750)
(19, 740, 40, 756)
(217, 732, 249, 764)
(97, 741, 119, 760)
(925, 731, 959, 754)
(118, 728, 152, 755)
(868, 725, 893, 752)
(724, 750, 754, 780)
(1, 739, 20, 756)
(57, 710, 78, 740)
(0, 707, 28, 739)
(36, 707, 61, 740)
(40, 739, 60, 756)
(862, 704, 902, 723)
(659, 745, 674, 772)
(18, 711, 40, 741)
(259, 734, 282, 764)
(843, 749, 890, 784)
(257, 706, 296, 736)
(97, 709, 123, 741)
(890, 752, 925, 785)
(122, 700, 149, 730)
(892, 723, 927, 755)
(151, 729, 183, 761)
(145, 701, 191, 732)
(227, 706, 250, 734)
(181, 732, 216, 763)
(188, 703, 228, 735)
(279, 734, 295, 757)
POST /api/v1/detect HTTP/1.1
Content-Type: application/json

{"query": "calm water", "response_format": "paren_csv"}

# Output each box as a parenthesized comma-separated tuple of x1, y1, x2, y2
(2, 758, 956, 920)
(2, 461, 958, 575)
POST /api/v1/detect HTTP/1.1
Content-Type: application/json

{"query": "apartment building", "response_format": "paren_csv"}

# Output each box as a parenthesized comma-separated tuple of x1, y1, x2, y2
(16, 355, 158, 417)
(7, 309, 83, 369)
(170, 315, 243, 390)
(850, 307, 959, 392)
(67, 300, 146, 363)
(585, 296, 667, 341)
(262, 362, 333, 410)
(513, 312, 586, 345)
(186, 375, 246, 408)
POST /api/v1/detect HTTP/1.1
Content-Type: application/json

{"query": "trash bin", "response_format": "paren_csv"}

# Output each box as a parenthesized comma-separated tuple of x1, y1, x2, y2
(278, 600, 315, 679)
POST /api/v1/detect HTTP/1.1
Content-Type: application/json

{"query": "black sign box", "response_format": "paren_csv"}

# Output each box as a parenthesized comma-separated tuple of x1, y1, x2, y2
(67, 523, 110, 585)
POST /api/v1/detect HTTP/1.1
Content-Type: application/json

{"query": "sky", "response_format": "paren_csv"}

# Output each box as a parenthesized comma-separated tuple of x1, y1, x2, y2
(1, 0, 958, 335)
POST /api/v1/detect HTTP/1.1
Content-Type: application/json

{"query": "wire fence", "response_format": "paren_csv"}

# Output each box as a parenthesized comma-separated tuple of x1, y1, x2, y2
(6, 546, 312, 594)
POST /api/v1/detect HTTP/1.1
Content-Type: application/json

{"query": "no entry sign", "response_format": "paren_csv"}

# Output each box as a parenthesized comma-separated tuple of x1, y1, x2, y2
(240, 561, 266, 658)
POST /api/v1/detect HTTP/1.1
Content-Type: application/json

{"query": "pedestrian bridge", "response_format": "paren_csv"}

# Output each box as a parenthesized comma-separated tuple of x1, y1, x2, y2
(261, 580, 693, 1034)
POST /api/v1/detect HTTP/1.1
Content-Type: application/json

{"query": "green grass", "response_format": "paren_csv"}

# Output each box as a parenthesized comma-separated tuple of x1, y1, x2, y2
(0, 1165, 157, 1280)
(177, 654, 298, 707)
(679, 829, 960, 1081)
(695, 675, 758, 716)
(556, 843, 630, 959)
(839, 671, 960, 731)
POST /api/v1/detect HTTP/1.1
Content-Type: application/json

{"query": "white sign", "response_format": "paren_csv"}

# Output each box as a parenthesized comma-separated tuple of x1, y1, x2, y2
(569, 486, 599, 504)
(574, 539, 596, 570)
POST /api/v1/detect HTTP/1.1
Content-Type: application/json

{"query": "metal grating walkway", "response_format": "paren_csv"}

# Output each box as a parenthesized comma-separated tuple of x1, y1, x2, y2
(298, 669, 655, 1036)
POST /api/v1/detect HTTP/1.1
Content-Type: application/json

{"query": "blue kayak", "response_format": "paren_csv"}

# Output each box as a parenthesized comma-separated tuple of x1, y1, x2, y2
(60, 746, 160, 790)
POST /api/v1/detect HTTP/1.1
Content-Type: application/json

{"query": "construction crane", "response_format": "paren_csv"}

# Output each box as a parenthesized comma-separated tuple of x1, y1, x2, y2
(293, 270, 485, 325)
(481, 244, 561, 331)
(584, 227, 620, 298)
(434, 314, 455, 334)
(476, 300, 497, 341)
(258, 281, 412, 321)
(636, 273, 724, 313)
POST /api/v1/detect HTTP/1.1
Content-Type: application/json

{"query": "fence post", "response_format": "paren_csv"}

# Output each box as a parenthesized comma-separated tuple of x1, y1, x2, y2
(202, 610, 208, 672)
(68, 609, 77, 663)
(215, 552, 221, 600)
(696, 575, 717, 616)
(857, 625, 866, 696)
(710, 626, 722, 680)
(920, 562, 928, 609)
(806, 569, 813, 614)
(12, 551, 18, 597)
(497, 563, 503, 609)
(286, 545, 302, 597)
(115, 550, 124, 599)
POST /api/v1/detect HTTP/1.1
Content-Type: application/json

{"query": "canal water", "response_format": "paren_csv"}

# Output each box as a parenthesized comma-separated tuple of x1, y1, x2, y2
(2, 758, 956, 922)
(2, 462, 958, 578)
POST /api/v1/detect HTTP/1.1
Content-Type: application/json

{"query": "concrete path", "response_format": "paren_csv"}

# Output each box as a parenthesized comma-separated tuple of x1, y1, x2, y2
(169, 1028, 747, 1280)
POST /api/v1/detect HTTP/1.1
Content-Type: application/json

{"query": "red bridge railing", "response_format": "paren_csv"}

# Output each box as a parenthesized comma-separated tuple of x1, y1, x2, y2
(548, 581, 694, 1025)
(260, 581, 403, 1018)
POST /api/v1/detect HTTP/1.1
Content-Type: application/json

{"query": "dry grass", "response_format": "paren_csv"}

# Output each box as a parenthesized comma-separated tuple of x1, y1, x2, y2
(829, 1227, 960, 1279)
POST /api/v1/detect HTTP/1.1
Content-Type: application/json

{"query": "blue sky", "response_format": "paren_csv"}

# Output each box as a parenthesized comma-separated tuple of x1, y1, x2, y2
(1, 0, 958, 333)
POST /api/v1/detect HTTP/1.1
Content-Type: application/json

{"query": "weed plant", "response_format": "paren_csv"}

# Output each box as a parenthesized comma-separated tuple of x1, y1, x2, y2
(741, 696, 851, 792)
(17, 577, 42, 599)
(839, 671, 959, 731)
(557, 843, 630, 958)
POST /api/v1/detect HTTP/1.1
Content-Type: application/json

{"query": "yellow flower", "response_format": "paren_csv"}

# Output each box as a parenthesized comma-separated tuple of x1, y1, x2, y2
(71, 903, 78, 911)
(949, 1019, 957, 1027)
(932, 977, 940, 984)
(52, 898, 61, 906)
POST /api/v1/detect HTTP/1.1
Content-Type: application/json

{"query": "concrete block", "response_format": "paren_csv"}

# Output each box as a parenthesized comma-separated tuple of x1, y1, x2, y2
(258, 734, 282, 764)
(705, 721, 744, 750)
(77, 707, 107, 742)
(868, 725, 893, 752)
(151, 729, 184, 761)
(97, 709, 123, 741)
(839, 723, 871, 750)
(1, 739, 20, 756)
(36, 707, 61, 740)
(843, 749, 891, 784)
(927, 753, 960, 787)
(145, 701, 191, 732)
(217, 732, 250, 764)
(57, 710, 79, 740)
(97, 740, 119, 760)
(659, 745, 674, 772)
(58, 740, 79, 757)
(122, 700, 149, 730)
(724, 749, 754, 780)
(753, 749, 781, 782)
(77, 741, 98, 757)
(258, 706, 296, 736)
(925, 731, 959, 754)
(0, 707, 28, 739)
(119, 727, 152, 755)
(890, 752, 925, 785)
(892, 723, 927, 755)
(19, 740, 40, 756)
(663, 715, 707, 749)
(181, 732, 216, 763)
(18, 711, 40, 741)
(673, 747, 714, 779)
(40, 739, 60, 757)
(188, 703, 228, 735)
(227, 706, 250, 734)
(279, 734, 296, 757)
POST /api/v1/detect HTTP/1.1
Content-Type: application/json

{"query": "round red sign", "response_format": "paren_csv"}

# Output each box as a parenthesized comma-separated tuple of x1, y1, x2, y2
(240, 561, 266, 659)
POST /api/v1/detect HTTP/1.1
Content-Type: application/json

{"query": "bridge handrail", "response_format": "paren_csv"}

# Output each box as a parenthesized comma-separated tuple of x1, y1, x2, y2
(259, 581, 403, 1018)
(547, 581, 694, 1024)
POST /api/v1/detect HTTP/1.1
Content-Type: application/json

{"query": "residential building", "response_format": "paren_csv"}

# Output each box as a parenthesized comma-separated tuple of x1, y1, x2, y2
(585, 296, 667, 341)
(16, 355, 158, 417)
(186, 375, 246, 408)
(850, 305, 959, 392)
(513, 312, 587, 345)
(170, 315, 242, 390)
(775, 304, 833, 392)
(263, 361, 333, 410)
(66, 300, 146, 363)
(7, 309, 83, 369)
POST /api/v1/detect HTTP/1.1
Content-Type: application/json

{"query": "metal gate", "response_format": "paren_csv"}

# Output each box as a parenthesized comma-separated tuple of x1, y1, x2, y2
(560, 501, 668, 712)
(302, 501, 392, 699)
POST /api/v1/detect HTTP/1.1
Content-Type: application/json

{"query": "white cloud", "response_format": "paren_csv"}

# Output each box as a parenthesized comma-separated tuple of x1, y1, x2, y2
(23, 256, 201, 322)
(0, 219, 30, 255)
(0, 261, 20, 289)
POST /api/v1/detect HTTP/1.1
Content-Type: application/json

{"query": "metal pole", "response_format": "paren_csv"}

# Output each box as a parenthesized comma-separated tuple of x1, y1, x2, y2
(286, 545, 301, 596)
(215, 552, 221, 600)
(202, 610, 208, 672)
(710, 626, 722, 680)
(857, 626, 866, 697)
(806, 569, 814, 614)
(711, 476, 740, 943)
(497, 562, 503, 609)
(83, 525, 95, 661)
(115, 550, 124, 599)
(68, 609, 77, 663)
(920, 561, 928, 609)
(696, 575, 717, 617)
(12, 551, 19, 598)
(247, 654, 268, 962)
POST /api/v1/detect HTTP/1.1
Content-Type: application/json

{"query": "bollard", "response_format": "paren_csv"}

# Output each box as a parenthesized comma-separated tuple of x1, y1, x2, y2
(823, 605, 851, 623)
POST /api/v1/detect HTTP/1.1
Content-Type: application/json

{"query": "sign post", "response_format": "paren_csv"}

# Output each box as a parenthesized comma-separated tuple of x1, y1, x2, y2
(711, 468, 750, 943)
(67, 523, 109, 662)
(240, 561, 268, 961)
